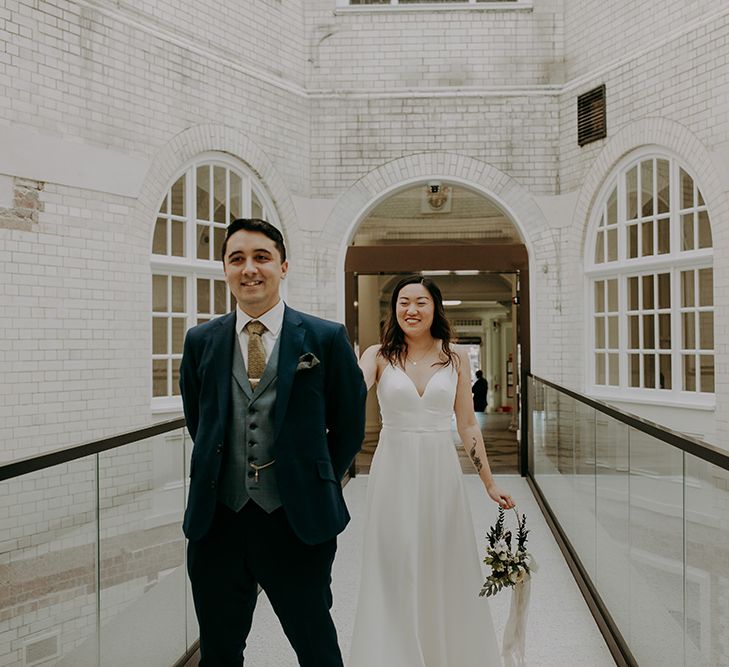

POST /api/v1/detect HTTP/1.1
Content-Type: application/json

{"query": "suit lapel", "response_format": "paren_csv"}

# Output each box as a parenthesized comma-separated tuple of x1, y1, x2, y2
(274, 306, 305, 439)
(210, 312, 237, 434)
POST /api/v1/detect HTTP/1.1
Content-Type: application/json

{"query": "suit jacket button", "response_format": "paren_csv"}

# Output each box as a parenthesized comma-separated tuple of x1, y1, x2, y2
(210, 480, 216, 489)
(216, 445, 223, 454)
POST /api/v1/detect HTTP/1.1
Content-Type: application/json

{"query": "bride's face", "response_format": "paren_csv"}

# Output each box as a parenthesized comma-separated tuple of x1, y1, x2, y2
(395, 283, 434, 338)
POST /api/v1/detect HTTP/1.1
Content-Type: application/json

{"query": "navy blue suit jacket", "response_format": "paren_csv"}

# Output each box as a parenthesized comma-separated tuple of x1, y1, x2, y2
(180, 305, 367, 545)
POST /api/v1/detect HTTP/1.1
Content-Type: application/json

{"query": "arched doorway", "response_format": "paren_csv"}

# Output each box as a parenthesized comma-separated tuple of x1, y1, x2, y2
(343, 181, 530, 476)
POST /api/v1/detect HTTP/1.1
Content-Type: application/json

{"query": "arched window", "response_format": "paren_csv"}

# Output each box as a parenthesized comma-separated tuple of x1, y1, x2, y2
(586, 152, 714, 403)
(150, 154, 279, 408)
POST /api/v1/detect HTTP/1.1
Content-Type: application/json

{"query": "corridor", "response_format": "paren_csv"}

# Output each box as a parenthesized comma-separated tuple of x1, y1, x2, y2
(243, 475, 614, 666)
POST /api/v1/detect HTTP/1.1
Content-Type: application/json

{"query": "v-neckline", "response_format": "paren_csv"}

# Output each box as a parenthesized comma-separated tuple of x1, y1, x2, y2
(393, 363, 446, 399)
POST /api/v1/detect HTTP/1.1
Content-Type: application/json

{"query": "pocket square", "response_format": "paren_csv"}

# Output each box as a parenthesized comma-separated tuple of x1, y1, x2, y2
(296, 352, 320, 371)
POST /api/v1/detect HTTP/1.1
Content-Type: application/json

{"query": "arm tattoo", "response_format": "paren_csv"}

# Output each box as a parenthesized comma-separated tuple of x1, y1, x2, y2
(469, 437, 483, 472)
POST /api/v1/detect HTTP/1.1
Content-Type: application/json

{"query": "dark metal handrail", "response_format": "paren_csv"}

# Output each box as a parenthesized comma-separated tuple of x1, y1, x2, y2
(0, 418, 186, 482)
(530, 373, 729, 471)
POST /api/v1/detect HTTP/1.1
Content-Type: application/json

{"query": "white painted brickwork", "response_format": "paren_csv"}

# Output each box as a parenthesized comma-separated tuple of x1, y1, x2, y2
(309, 95, 560, 197)
(0, 0, 724, 440)
(563, 0, 726, 82)
(0, 0, 309, 187)
(309, 0, 564, 90)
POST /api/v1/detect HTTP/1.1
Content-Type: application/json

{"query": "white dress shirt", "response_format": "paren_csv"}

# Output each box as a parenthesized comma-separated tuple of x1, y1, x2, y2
(235, 299, 285, 369)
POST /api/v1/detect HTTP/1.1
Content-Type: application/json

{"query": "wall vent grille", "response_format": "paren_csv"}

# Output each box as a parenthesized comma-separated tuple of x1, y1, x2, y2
(24, 632, 60, 666)
(577, 84, 607, 147)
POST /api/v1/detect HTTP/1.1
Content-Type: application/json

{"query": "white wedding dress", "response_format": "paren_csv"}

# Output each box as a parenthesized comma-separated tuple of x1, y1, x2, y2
(349, 363, 502, 667)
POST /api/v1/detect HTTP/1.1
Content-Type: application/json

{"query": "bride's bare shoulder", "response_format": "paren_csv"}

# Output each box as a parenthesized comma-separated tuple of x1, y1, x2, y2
(361, 344, 382, 360)
(449, 343, 470, 369)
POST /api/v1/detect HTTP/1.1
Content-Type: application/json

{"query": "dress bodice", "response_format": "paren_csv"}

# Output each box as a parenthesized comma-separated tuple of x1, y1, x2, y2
(376, 363, 457, 433)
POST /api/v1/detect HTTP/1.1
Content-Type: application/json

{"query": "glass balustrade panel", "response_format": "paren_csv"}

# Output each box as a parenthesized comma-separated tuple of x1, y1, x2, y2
(98, 430, 187, 667)
(595, 414, 630, 635)
(0, 457, 99, 667)
(527, 378, 542, 475)
(572, 401, 597, 581)
(684, 452, 729, 666)
(628, 428, 684, 665)
(184, 428, 198, 650)
(553, 392, 576, 545)
(533, 384, 561, 504)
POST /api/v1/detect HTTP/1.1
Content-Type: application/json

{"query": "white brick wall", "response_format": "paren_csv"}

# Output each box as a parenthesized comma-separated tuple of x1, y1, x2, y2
(563, 0, 726, 82)
(308, 0, 564, 90)
(0, 0, 724, 447)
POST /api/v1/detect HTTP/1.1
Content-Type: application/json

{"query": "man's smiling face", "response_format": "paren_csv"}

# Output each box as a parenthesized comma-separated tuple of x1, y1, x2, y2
(223, 229, 288, 318)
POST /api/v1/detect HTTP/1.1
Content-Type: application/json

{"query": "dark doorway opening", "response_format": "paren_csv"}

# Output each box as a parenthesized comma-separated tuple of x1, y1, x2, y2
(344, 244, 530, 477)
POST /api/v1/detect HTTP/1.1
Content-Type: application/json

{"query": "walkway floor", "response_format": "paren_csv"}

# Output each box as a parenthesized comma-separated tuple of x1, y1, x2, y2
(243, 474, 616, 666)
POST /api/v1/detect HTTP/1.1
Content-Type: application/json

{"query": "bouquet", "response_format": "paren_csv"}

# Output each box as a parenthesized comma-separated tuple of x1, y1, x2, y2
(480, 507, 536, 667)
(480, 506, 532, 597)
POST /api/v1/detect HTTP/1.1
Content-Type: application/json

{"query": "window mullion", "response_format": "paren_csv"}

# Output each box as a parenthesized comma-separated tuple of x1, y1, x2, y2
(619, 275, 628, 389)
(208, 167, 214, 261)
(166, 276, 172, 398)
(671, 162, 681, 395)
(694, 269, 701, 392)
(209, 278, 215, 320)
(188, 272, 196, 336)
(187, 166, 196, 267)
(618, 167, 627, 268)
(242, 176, 252, 217)
(653, 158, 659, 256)
(226, 167, 231, 226)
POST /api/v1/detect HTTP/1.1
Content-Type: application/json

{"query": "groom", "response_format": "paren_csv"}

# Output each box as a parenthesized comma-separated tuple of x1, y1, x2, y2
(180, 218, 367, 666)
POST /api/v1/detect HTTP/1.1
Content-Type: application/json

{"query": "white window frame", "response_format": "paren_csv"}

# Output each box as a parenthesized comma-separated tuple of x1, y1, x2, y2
(150, 152, 283, 412)
(584, 148, 714, 409)
(335, 0, 533, 12)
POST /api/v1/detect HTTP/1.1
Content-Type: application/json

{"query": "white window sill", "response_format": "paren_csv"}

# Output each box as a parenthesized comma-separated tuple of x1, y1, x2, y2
(587, 388, 715, 411)
(335, 1, 533, 14)
(151, 396, 184, 416)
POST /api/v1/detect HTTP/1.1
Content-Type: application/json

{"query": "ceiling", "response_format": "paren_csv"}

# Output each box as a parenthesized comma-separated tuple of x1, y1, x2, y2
(353, 182, 523, 246)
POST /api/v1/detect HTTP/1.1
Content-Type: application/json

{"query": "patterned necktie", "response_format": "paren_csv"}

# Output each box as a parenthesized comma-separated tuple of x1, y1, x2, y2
(245, 320, 267, 389)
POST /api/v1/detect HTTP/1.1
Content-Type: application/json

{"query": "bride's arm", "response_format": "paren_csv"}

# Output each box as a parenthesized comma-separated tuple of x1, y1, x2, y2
(453, 347, 515, 509)
(359, 344, 381, 391)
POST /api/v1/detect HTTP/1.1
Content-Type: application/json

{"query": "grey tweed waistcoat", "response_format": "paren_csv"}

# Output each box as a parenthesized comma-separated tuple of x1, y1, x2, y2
(218, 336, 282, 513)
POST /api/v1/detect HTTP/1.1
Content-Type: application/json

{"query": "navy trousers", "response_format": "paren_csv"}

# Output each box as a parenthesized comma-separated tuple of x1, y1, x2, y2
(187, 501, 342, 666)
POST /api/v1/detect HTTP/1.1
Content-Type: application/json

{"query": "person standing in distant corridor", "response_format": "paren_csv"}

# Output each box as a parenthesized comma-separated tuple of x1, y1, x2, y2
(472, 369, 488, 413)
(179, 218, 367, 666)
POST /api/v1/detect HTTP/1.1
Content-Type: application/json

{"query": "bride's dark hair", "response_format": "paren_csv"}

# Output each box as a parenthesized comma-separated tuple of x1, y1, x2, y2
(379, 275, 458, 369)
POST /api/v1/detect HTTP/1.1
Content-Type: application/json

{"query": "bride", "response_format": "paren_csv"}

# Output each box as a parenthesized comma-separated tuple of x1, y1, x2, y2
(348, 275, 514, 667)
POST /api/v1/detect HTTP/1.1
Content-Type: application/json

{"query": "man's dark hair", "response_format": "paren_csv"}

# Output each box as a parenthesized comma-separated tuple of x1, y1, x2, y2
(221, 218, 286, 262)
(476, 370, 483, 378)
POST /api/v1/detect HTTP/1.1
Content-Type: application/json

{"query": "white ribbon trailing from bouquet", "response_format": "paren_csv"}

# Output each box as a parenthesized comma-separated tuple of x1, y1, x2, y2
(502, 554, 538, 667)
